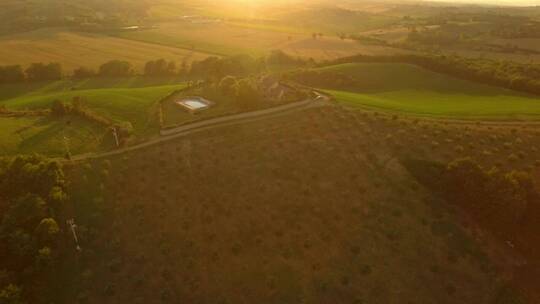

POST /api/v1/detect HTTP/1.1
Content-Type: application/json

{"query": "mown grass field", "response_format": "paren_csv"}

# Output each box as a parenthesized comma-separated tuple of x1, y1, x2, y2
(0, 78, 187, 136)
(0, 28, 211, 72)
(319, 63, 540, 120)
(0, 115, 107, 156)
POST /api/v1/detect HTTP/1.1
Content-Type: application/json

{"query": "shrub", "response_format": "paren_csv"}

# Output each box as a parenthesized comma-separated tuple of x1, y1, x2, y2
(0, 284, 23, 304)
(51, 100, 70, 116)
(35, 218, 60, 243)
(508, 154, 519, 162)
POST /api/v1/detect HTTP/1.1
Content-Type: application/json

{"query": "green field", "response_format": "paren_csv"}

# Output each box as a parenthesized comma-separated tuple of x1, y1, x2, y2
(0, 78, 187, 135)
(0, 115, 107, 156)
(320, 63, 540, 119)
(0, 77, 186, 156)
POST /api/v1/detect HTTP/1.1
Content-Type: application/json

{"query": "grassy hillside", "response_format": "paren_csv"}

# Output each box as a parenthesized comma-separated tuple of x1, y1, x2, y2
(319, 63, 540, 119)
(0, 115, 107, 156)
(0, 78, 187, 135)
(65, 105, 522, 304)
(0, 28, 211, 72)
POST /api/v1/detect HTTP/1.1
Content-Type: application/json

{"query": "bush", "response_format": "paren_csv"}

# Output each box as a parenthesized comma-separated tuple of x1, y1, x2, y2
(50, 100, 70, 116)
(35, 218, 60, 243)
(219, 76, 238, 96)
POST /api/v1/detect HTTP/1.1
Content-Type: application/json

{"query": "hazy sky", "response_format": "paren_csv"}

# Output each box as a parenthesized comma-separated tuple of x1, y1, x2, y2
(429, 0, 540, 5)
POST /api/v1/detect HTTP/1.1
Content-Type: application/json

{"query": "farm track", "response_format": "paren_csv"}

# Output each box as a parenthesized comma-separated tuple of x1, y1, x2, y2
(62, 95, 330, 163)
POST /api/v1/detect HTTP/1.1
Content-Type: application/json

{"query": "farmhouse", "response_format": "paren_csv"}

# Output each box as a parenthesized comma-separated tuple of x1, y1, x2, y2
(259, 75, 299, 103)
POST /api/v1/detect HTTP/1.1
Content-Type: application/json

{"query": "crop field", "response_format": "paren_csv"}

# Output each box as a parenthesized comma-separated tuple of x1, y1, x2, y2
(64, 104, 540, 303)
(115, 22, 296, 56)
(0, 28, 211, 72)
(318, 63, 540, 119)
(116, 22, 407, 59)
(0, 79, 187, 136)
(0, 115, 107, 156)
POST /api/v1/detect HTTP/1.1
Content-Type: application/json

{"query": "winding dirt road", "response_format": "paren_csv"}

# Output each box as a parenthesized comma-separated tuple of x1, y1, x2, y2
(63, 93, 330, 163)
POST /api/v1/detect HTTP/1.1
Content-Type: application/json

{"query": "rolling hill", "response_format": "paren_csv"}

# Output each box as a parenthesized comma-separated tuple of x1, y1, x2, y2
(316, 63, 540, 119)
(0, 79, 186, 135)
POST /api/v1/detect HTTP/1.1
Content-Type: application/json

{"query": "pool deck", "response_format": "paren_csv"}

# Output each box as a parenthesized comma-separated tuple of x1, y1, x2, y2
(176, 96, 214, 113)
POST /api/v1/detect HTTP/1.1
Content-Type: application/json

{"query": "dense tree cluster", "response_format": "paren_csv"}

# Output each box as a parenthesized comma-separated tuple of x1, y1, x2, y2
(0, 50, 307, 85)
(189, 55, 267, 80)
(0, 66, 25, 83)
(195, 75, 262, 110)
(491, 22, 540, 39)
(97, 60, 133, 78)
(401, 10, 537, 38)
(0, 155, 69, 303)
(143, 59, 176, 77)
(404, 157, 540, 259)
(331, 54, 540, 95)
(0, 63, 62, 84)
(25, 63, 62, 82)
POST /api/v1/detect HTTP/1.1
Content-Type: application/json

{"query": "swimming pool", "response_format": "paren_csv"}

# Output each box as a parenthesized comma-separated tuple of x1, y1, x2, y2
(176, 97, 212, 112)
